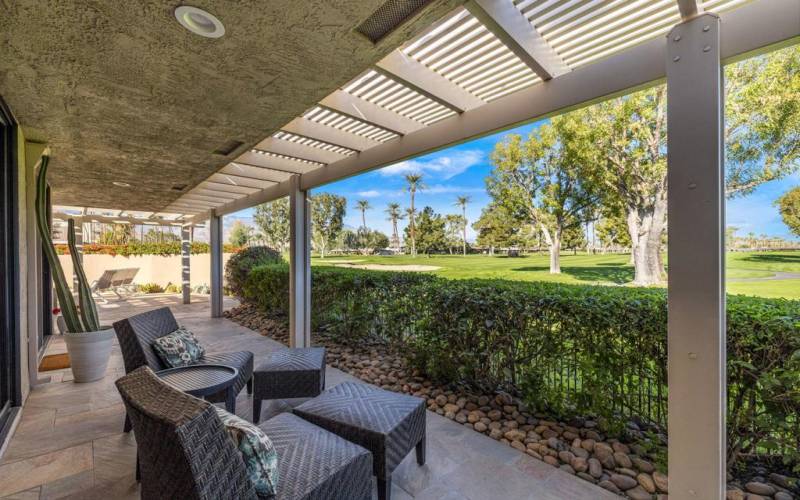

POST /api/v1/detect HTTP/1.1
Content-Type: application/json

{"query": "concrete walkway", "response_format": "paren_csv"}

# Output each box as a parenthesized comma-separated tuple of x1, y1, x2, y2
(0, 295, 615, 500)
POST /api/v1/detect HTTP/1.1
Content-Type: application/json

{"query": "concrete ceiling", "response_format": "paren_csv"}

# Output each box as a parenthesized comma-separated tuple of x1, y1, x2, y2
(0, 0, 462, 211)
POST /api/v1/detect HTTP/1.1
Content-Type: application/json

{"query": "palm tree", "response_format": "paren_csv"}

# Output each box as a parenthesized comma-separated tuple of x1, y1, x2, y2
(454, 195, 471, 256)
(354, 200, 372, 229)
(385, 202, 404, 249)
(404, 174, 426, 256)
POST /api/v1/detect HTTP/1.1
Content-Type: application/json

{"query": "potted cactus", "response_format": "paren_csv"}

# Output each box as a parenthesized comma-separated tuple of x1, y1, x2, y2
(34, 153, 114, 382)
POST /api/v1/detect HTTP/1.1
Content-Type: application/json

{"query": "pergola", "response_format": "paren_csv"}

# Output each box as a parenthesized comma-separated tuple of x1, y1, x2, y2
(159, 1, 798, 498)
(3, 0, 796, 497)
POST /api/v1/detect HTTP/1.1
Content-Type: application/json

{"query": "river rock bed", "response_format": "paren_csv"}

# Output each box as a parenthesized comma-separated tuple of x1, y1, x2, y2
(225, 303, 798, 499)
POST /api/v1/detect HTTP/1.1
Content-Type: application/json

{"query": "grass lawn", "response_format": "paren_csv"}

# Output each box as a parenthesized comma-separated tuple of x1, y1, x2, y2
(312, 251, 800, 300)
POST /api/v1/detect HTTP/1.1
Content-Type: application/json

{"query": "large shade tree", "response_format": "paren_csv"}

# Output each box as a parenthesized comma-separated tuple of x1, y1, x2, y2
(311, 193, 346, 258)
(571, 45, 799, 285)
(405, 206, 447, 255)
(253, 198, 290, 253)
(487, 116, 599, 274)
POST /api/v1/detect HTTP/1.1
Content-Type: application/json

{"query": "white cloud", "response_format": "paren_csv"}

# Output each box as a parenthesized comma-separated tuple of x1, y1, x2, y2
(356, 190, 382, 198)
(423, 184, 485, 195)
(379, 150, 483, 179)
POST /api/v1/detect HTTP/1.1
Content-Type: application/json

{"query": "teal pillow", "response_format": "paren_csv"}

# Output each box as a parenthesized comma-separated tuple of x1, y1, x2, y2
(152, 327, 205, 368)
(214, 406, 279, 498)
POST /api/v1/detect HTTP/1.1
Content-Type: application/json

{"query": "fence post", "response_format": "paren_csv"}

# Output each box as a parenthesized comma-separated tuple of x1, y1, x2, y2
(666, 13, 726, 499)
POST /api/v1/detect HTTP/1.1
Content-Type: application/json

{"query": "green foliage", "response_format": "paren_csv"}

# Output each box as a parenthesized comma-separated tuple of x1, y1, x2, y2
(164, 283, 181, 293)
(137, 282, 164, 294)
(777, 186, 800, 237)
(404, 206, 447, 254)
(312, 193, 346, 258)
(254, 198, 290, 252)
(54, 242, 239, 256)
(141, 227, 180, 243)
(725, 45, 800, 197)
(239, 262, 800, 468)
(228, 220, 254, 247)
(225, 245, 283, 298)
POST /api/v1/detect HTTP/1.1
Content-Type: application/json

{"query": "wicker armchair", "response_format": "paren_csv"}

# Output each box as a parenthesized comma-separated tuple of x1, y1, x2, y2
(113, 307, 253, 430)
(116, 367, 373, 500)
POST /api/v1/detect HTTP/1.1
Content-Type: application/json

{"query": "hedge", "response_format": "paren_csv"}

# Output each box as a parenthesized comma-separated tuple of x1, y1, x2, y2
(235, 262, 800, 467)
(54, 242, 240, 257)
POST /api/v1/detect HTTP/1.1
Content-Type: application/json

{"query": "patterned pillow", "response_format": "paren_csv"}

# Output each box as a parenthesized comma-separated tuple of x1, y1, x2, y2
(214, 406, 279, 498)
(152, 327, 205, 368)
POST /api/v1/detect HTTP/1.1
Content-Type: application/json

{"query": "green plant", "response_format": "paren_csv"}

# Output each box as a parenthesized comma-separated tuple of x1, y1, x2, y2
(164, 283, 181, 293)
(34, 155, 99, 333)
(54, 242, 240, 256)
(238, 262, 800, 470)
(137, 283, 164, 294)
(224, 246, 283, 298)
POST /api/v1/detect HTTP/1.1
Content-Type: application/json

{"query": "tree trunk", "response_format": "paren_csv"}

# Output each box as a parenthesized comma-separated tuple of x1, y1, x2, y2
(626, 195, 667, 286)
(541, 224, 561, 274)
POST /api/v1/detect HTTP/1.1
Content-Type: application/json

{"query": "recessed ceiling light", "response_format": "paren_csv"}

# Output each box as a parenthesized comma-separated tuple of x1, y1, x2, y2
(174, 6, 225, 38)
(113, 181, 131, 187)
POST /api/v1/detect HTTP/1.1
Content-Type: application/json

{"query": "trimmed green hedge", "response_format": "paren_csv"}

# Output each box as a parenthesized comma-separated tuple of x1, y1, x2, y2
(237, 263, 800, 467)
(54, 242, 240, 257)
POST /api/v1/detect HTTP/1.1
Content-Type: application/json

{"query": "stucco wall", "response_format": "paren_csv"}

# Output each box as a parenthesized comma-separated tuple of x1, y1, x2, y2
(57, 253, 233, 289)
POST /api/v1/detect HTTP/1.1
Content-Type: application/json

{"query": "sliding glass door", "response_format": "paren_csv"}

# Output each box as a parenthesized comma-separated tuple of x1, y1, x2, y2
(0, 96, 21, 440)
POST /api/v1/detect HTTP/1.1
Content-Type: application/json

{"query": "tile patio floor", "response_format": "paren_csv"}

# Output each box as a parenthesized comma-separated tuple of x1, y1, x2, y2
(0, 295, 616, 500)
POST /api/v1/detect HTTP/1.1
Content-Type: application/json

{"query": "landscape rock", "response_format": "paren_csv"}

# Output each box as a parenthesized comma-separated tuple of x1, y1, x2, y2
(652, 471, 668, 493)
(637, 473, 656, 494)
(626, 486, 653, 500)
(744, 482, 775, 496)
(611, 474, 639, 491)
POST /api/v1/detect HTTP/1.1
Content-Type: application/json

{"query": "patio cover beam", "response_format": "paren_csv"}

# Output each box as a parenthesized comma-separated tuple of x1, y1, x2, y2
(281, 117, 379, 152)
(236, 150, 320, 174)
(319, 90, 424, 135)
(677, 0, 700, 21)
(666, 13, 725, 499)
(465, 0, 569, 80)
(52, 212, 198, 227)
(254, 136, 348, 165)
(375, 50, 484, 113)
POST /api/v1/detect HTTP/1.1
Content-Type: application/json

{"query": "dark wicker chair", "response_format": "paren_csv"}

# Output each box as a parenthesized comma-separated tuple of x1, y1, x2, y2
(116, 367, 373, 500)
(113, 307, 253, 430)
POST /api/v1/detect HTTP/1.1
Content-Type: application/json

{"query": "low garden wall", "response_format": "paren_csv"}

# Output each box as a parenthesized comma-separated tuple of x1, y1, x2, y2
(233, 261, 800, 469)
(57, 252, 234, 289)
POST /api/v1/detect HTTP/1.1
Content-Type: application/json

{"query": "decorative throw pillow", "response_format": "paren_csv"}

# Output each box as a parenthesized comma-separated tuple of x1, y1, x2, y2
(152, 327, 205, 368)
(214, 406, 279, 498)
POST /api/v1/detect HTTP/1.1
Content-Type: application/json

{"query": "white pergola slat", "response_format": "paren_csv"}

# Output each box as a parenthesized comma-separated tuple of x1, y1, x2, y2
(220, 163, 292, 183)
(209, 172, 279, 189)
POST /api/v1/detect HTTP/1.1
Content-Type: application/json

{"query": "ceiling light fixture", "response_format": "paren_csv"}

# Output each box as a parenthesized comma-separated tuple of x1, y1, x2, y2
(174, 6, 225, 38)
(112, 181, 131, 187)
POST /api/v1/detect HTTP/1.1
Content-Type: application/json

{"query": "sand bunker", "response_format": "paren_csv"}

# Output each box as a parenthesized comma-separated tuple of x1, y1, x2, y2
(332, 263, 440, 272)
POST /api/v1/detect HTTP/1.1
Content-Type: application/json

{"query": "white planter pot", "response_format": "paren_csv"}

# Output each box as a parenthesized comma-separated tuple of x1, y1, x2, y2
(64, 327, 115, 383)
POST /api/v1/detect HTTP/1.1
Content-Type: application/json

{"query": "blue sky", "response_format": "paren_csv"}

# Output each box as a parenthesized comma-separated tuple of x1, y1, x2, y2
(227, 120, 798, 242)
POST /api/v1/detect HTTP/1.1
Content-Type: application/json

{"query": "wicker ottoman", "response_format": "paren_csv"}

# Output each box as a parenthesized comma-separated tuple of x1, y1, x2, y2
(252, 347, 326, 423)
(293, 381, 426, 500)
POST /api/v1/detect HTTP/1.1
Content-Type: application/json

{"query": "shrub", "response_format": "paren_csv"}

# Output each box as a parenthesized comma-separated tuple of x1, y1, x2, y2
(238, 263, 800, 469)
(137, 282, 164, 294)
(164, 283, 181, 293)
(225, 246, 283, 298)
(55, 242, 240, 257)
